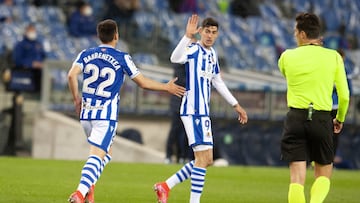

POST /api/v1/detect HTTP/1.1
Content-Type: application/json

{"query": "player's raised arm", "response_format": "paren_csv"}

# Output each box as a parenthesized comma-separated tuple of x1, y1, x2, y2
(170, 14, 200, 63)
(185, 14, 200, 39)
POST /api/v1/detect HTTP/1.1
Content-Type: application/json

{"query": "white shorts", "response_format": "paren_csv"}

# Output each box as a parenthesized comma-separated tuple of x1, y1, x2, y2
(181, 115, 213, 151)
(80, 120, 117, 153)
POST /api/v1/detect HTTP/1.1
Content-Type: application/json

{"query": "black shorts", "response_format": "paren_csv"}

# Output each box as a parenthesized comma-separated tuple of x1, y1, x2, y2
(281, 108, 334, 164)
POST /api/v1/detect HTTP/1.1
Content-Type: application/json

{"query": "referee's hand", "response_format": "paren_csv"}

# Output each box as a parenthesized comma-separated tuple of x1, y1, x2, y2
(333, 119, 343, 134)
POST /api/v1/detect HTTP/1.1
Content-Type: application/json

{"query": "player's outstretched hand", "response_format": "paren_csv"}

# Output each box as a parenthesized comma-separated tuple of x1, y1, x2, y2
(186, 14, 201, 39)
(167, 77, 186, 97)
(233, 104, 248, 124)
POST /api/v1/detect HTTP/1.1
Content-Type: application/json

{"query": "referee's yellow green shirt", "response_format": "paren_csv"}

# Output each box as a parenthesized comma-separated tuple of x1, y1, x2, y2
(278, 45, 350, 122)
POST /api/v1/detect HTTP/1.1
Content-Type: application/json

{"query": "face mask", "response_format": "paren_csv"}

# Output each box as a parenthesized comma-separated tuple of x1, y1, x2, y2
(26, 31, 37, 40)
(83, 7, 93, 16)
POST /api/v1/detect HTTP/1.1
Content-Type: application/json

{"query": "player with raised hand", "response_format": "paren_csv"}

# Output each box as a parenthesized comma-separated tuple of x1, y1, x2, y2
(154, 14, 248, 203)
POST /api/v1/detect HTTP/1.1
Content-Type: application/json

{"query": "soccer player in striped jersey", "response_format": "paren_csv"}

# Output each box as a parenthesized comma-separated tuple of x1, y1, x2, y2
(154, 14, 248, 203)
(67, 19, 185, 203)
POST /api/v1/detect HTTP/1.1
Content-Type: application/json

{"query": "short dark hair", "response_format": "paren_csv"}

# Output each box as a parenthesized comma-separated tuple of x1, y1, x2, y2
(201, 17, 219, 29)
(97, 19, 118, 43)
(295, 12, 321, 39)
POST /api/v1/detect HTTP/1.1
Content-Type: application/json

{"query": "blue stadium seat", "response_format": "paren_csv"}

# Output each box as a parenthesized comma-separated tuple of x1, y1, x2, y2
(132, 52, 159, 65)
(245, 16, 264, 35)
(48, 22, 67, 38)
(54, 37, 77, 60)
(39, 6, 64, 24)
(0, 3, 13, 20)
(75, 36, 98, 50)
(321, 8, 342, 33)
(291, 0, 311, 13)
(342, 10, 360, 35)
(133, 11, 157, 39)
(224, 46, 248, 70)
(258, 2, 282, 20)
(0, 22, 22, 50)
(16, 4, 38, 23)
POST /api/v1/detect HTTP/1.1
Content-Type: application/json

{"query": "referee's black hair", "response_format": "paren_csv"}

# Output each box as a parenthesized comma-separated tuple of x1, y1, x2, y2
(295, 12, 321, 39)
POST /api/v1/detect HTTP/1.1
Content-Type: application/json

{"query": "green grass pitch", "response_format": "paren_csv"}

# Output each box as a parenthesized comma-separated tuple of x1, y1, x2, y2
(0, 157, 359, 202)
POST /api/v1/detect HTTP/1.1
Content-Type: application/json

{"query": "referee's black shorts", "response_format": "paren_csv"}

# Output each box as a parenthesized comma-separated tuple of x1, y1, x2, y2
(281, 107, 334, 165)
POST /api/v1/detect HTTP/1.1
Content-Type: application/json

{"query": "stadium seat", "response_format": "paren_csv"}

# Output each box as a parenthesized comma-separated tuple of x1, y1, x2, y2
(0, 23, 22, 50)
(16, 4, 38, 23)
(320, 7, 342, 32)
(245, 16, 264, 35)
(75, 36, 98, 50)
(133, 11, 157, 39)
(258, 2, 282, 20)
(38, 6, 65, 24)
(341, 10, 360, 35)
(291, 0, 311, 13)
(132, 52, 159, 65)
(48, 22, 67, 38)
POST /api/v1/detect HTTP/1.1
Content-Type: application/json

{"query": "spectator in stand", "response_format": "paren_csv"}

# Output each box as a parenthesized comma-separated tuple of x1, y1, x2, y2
(13, 24, 46, 69)
(103, 0, 139, 40)
(68, 1, 97, 38)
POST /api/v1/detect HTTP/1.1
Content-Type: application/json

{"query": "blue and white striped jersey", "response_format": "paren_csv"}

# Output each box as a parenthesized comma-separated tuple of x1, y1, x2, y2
(180, 43, 220, 116)
(73, 44, 140, 121)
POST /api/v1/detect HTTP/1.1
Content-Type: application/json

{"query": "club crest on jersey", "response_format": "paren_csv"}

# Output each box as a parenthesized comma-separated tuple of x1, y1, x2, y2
(195, 118, 200, 125)
(200, 70, 213, 79)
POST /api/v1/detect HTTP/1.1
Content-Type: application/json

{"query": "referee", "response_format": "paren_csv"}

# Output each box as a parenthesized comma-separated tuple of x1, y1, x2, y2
(278, 13, 350, 203)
